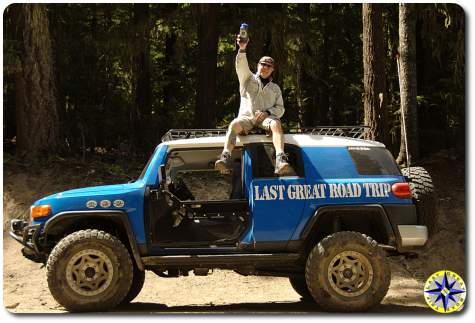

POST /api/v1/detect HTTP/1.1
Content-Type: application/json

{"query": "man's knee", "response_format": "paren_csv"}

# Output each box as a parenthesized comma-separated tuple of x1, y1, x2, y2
(270, 120, 283, 133)
(229, 119, 244, 134)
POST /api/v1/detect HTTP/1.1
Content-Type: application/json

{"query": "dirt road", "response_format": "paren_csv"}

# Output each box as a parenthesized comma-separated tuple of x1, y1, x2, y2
(3, 231, 429, 314)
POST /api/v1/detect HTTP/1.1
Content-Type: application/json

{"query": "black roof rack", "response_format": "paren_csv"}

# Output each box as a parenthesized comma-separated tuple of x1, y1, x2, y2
(161, 129, 228, 142)
(161, 126, 369, 142)
(289, 126, 370, 139)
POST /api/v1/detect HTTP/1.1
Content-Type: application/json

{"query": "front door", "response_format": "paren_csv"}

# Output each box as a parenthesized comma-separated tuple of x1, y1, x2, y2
(150, 147, 249, 249)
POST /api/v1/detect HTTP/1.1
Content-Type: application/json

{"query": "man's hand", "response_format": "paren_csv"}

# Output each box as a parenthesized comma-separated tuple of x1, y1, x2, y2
(254, 110, 269, 124)
(236, 34, 248, 50)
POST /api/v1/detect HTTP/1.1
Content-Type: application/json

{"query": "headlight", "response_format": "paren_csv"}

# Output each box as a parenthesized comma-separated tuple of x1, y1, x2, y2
(30, 205, 52, 219)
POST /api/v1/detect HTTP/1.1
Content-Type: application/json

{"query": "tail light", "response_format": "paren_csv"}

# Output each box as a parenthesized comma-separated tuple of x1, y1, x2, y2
(391, 182, 412, 199)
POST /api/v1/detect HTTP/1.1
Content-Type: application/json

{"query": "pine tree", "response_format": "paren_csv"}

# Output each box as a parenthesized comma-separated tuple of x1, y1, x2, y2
(396, 3, 419, 165)
(16, 4, 60, 157)
(362, 3, 388, 144)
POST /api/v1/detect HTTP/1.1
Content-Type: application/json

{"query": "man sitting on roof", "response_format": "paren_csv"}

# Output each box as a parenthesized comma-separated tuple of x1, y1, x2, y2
(215, 33, 289, 175)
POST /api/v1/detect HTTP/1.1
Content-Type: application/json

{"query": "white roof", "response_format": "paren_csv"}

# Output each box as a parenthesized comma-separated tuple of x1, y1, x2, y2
(165, 134, 385, 150)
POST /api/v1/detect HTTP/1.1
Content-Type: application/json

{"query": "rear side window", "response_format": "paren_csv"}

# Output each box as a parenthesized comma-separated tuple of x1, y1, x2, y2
(348, 147, 401, 175)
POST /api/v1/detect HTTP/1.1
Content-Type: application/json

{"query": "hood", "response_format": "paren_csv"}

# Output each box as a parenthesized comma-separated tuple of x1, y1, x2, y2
(57, 183, 132, 197)
(31, 181, 146, 223)
(37, 182, 144, 202)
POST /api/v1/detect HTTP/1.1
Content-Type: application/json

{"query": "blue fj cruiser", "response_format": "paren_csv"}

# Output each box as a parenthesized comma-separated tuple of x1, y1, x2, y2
(9, 127, 434, 312)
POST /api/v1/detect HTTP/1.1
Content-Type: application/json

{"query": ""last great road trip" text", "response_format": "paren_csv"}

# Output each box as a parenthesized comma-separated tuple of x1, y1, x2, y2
(253, 182, 393, 201)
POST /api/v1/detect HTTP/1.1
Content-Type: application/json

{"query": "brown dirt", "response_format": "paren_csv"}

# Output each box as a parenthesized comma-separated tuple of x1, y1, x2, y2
(2, 154, 465, 313)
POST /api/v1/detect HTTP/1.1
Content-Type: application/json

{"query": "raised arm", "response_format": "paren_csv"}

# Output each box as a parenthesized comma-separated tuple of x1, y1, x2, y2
(235, 35, 252, 86)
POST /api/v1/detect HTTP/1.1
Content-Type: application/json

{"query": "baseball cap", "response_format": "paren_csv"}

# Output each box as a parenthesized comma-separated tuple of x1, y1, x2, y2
(259, 56, 275, 67)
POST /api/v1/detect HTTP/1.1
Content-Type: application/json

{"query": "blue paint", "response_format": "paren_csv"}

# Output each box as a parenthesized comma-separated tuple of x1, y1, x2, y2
(142, 144, 168, 187)
(250, 177, 307, 241)
(243, 149, 252, 200)
(292, 147, 411, 240)
(238, 149, 255, 244)
(32, 144, 168, 244)
(245, 146, 411, 243)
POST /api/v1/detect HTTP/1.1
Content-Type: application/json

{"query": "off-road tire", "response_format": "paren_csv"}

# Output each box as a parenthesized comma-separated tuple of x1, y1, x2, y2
(46, 229, 133, 312)
(401, 166, 436, 234)
(120, 265, 145, 304)
(289, 275, 313, 301)
(305, 231, 390, 312)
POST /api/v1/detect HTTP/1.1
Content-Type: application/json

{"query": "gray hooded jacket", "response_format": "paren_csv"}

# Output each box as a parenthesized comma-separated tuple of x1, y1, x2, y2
(235, 51, 285, 119)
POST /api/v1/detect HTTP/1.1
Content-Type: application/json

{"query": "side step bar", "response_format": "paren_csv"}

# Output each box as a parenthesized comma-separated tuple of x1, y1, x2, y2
(142, 253, 301, 269)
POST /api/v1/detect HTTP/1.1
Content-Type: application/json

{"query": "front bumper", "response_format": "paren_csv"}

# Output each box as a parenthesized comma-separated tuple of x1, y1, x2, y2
(9, 219, 44, 263)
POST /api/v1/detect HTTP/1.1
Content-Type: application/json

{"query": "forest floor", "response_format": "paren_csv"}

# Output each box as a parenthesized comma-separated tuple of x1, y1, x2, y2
(2, 150, 465, 314)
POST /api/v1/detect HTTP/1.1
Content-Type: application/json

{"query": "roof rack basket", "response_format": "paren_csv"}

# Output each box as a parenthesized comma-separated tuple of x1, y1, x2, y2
(161, 129, 229, 142)
(161, 126, 369, 142)
(289, 126, 370, 139)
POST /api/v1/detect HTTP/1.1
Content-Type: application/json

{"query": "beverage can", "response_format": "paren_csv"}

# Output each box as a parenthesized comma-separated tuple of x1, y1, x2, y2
(239, 23, 248, 40)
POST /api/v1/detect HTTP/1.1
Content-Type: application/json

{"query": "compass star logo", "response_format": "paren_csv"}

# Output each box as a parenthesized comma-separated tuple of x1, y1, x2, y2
(424, 270, 466, 313)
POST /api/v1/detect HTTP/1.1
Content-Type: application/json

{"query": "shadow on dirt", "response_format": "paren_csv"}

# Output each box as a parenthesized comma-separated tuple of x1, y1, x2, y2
(115, 301, 430, 314)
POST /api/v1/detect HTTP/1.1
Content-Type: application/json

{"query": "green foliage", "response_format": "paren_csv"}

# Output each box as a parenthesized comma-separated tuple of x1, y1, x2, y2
(2, 3, 465, 158)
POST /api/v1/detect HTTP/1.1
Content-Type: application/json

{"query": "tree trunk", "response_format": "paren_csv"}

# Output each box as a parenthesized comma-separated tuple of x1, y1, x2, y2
(131, 3, 152, 153)
(318, 6, 330, 126)
(268, 4, 286, 86)
(195, 4, 219, 128)
(296, 4, 312, 128)
(16, 4, 59, 158)
(396, 4, 419, 165)
(4, 5, 21, 142)
(162, 31, 177, 128)
(362, 4, 388, 144)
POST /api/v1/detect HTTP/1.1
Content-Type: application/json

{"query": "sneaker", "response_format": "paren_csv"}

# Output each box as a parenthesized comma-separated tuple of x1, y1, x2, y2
(275, 152, 290, 175)
(215, 151, 231, 171)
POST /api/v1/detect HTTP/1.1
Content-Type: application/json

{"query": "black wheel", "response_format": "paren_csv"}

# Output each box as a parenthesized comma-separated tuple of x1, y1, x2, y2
(289, 275, 313, 301)
(120, 265, 145, 304)
(46, 229, 133, 312)
(305, 231, 390, 312)
(401, 166, 436, 234)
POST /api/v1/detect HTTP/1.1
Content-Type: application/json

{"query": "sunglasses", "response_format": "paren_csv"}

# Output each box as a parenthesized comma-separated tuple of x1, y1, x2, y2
(260, 62, 273, 68)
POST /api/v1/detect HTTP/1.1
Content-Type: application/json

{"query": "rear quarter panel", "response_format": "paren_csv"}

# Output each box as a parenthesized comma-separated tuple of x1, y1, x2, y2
(291, 146, 411, 240)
